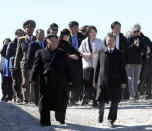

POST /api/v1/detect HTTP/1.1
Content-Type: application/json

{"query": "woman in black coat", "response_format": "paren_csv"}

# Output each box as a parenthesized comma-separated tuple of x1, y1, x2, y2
(58, 29, 82, 105)
(58, 29, 81, 60)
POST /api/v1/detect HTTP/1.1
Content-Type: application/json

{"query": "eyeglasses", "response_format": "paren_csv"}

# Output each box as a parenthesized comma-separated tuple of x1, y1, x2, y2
(52, 28, 58, 31)
(133, 31, 140, 33)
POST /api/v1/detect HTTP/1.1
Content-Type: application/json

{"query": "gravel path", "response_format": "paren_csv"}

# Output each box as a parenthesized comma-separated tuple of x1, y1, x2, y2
(0, 99, 152, 131)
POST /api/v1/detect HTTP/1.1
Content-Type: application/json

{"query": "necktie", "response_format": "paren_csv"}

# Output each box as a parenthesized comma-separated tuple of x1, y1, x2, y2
(29, 37, 32, 42)
(41, 42, 43, 48)
(73, 36, 78, 50)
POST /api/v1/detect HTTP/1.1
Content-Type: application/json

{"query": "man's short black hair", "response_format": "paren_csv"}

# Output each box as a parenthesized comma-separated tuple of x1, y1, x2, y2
(15, 29, 24, 35)
(69, 21, 79, 28)
(49, 23, 58, 29)
(111, 21, 121, 29)
(46, 34, 58, 39)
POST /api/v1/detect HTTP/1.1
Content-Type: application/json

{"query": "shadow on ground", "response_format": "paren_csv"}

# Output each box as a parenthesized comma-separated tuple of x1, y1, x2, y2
(0, 102, 151, 131)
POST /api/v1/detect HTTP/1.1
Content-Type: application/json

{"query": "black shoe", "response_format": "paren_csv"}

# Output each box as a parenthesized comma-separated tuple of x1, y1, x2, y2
(56, 117, 65, 124)
(92, 101, 98, 107)
(1, 95, 6, 102)
(59, 120, 65, 124)
(70, 100, 77, 105)
(98, 114, 104, 123)
(135, 91, 140, 100)
(98, 118, 103, 123)
(145, 95, 152, 99)
(81, 99, 89, 105)
(108, 120, 115, 128)
(41, 122, 51, 127)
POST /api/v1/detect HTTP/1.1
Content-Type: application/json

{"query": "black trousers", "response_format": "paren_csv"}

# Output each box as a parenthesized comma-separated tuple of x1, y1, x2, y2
(1, 74, 13, 100)
(99, 100, 119, 123)
(82, 68, 96, 103)
(144, 61, 152, 97)
(137, 63, 148, 95)
(122, 86, 130, 99)
(39, 95, 66, 125)
(10, 69, 22, 99)
(34, 77, 40, 105)
(70, 60, 83, 102)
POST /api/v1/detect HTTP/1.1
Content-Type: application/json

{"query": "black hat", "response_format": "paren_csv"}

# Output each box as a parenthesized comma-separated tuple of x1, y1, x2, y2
(23, 20, 36, 29)
(46, 34, 58, 39)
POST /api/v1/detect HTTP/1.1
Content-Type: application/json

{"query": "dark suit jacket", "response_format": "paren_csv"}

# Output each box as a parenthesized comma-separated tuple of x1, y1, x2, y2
(94, 48, 127, 101)
(27, 40, 46, 70)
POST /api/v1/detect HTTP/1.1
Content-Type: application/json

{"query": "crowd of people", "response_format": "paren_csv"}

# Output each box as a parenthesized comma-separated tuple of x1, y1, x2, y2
(0, 20, 152, 127)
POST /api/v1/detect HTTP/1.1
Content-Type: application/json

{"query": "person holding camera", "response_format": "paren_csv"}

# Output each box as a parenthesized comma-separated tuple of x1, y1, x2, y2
(126, 24, 147, 101)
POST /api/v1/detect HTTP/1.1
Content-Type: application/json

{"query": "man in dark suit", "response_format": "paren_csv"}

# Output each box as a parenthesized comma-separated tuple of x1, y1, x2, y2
(68, 21, 85, 104)
(29, 34, 72, 126)
(104, 21, 129, 99)
(27, 29, 46, 104)
(94, 33, 127, 128)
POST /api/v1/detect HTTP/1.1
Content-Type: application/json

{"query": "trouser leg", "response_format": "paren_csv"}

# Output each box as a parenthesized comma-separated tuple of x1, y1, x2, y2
(133, 64, 141, 95)
(71, 61, 83, 102)
(6, 77, 13, 100)
(39, 95, 51, 125)
(98, 100, 105, 122)
(10, 69, 22, 100)
(34, 78, 40, 105)
(82, 79, 92, 104)
(55, 110, 66, 122)
(108, 100, 119, 123)
(21, 70, 30, 102)
(126, 65, 135, 97)
(136, 63, 147, 95)
(1, 73, 6, 99)
(145, 78, 152, 97)
(29, 83, 35, 103)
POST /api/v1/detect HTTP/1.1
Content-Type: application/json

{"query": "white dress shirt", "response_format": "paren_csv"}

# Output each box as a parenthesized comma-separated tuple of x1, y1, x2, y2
(115, 35, 120, 49)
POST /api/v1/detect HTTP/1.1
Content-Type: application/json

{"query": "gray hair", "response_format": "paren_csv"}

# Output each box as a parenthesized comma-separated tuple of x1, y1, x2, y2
(131, 24, 141, 32)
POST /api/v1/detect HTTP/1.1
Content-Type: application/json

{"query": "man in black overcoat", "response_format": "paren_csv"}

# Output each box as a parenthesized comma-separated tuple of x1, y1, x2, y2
(68, 21, 85, 104)
(27, 29, 46, 105)
(94, 33, 127, 128)
(29, 34, 71, 126)
(104, 21, 129, 99)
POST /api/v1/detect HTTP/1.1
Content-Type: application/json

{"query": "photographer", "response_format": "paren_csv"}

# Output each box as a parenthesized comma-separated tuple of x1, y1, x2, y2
(126, 24, 147, 101)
